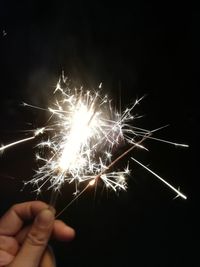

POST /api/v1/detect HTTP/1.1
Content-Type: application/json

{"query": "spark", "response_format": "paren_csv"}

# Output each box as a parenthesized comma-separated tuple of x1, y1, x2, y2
(0, 136, 35, 152)
(25, 78, 137, 195)
(131, 157, 187, 199)
(0, 127, 46, 152)
(1, 75, 188, 204)
(2, 30, 7, 37)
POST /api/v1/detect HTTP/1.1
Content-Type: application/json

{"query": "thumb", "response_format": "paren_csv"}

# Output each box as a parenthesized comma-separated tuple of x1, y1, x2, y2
(9, 208, 55, 267)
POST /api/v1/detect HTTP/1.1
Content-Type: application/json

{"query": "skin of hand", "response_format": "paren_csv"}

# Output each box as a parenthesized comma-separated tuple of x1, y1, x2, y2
(0, 201, 75, 267)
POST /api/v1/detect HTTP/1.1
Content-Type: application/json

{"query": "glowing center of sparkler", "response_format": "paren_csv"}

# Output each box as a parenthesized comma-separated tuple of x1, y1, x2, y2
(59, 104, 96, 171)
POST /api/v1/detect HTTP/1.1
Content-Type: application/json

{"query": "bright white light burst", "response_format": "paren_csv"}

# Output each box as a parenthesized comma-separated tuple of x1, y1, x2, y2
(1, 75, 188, 201)
(24, 76, 135, 195)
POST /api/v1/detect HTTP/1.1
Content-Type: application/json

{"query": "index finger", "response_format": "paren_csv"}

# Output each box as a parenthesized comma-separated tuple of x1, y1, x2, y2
(0, 201, 49, 236)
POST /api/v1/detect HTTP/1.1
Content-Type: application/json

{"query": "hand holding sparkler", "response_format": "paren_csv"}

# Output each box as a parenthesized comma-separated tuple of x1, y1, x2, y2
(0, 201, 75, 267)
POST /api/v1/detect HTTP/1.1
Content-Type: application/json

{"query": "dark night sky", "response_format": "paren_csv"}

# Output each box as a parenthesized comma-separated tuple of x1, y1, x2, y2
(0, 1, 197, 267)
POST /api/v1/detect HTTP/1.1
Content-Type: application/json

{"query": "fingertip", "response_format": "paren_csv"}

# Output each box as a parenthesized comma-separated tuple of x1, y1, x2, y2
(53, 220, 76, 241)
(0, 250, 14, 266)
(36, 209, 55, 228)
(48, 206, 56, 216)
(63, 225, 76, 241)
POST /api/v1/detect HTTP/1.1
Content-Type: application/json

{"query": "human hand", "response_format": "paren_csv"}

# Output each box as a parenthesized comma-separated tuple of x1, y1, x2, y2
(0, 201, 75, 267)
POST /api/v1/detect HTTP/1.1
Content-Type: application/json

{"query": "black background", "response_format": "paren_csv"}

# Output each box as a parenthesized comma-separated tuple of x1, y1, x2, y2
(0, 1, 197, 267)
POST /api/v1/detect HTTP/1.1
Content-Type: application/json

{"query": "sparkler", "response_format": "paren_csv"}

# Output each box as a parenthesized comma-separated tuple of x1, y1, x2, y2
(0, 74, 188, 211)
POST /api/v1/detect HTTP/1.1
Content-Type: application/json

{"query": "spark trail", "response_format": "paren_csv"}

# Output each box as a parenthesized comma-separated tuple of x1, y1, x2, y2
(0, 128, 45, 152)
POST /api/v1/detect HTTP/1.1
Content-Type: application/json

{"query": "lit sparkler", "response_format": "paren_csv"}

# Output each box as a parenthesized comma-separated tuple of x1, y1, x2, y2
(0, 74, 188, 207)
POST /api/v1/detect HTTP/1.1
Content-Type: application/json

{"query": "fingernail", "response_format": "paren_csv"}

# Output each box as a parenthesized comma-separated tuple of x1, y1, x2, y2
(48, 205, 56, 215)
(36, 209, 55, 227)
